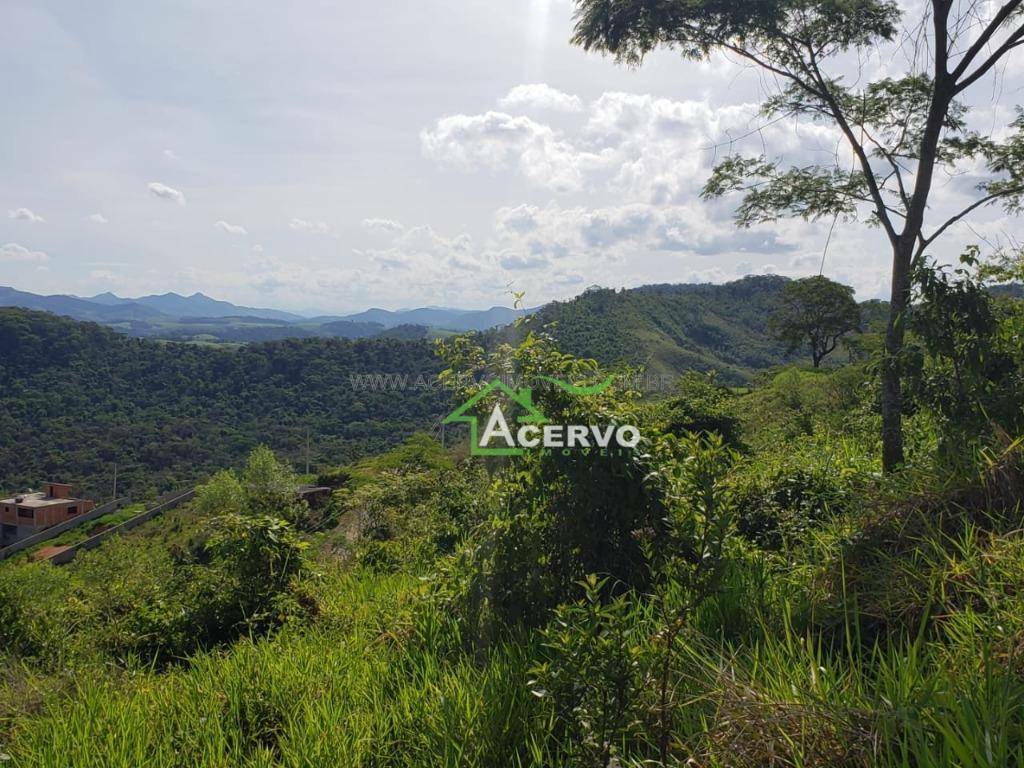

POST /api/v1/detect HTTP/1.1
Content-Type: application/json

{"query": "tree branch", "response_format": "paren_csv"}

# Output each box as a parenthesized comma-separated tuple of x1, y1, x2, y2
(863, 130, 912, 211)
(950, 0, 1023, 81)
(800, 46, 899, 243)
(954, 23, 1024, 93)
(918, 186, 1024, 254)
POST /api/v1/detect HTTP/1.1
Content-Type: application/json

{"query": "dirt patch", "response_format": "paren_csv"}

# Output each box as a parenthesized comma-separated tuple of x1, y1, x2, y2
(32, 545, 71, 561)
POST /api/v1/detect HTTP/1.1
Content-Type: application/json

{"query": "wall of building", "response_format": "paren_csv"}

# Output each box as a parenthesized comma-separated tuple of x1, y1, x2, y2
(0, 499, 96, 537)
(0, 498, 116, 554)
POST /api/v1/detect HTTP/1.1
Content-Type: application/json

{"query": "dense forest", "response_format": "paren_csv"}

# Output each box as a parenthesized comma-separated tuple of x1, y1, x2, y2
(0, 278, 832, 500)
(529, 276, 811, 382)
(0, 309, 447, 499)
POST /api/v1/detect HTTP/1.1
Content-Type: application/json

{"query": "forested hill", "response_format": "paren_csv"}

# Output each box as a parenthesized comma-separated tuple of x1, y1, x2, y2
(519, 275, 804, 383)
(0, 277, 866, 496)
(0, 309, 447, 499)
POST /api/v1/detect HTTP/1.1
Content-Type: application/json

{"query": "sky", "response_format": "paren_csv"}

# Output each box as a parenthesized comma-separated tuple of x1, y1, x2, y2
(2, 0, 1023, 314)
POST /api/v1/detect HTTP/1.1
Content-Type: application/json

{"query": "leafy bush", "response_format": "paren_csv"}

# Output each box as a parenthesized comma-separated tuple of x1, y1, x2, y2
(0, 562, 76, 665)
(199, 512, 311, 636)
(659, 371, 741, 444)
(734, 465, 851, 550)
(194, 445, 309, 527)
(0, 455, 313, 670)
(436, 330, 668, 634)
(906, 250, 1024, 467)
(347, 467, 484, 574)
(529, 576, 651, 767)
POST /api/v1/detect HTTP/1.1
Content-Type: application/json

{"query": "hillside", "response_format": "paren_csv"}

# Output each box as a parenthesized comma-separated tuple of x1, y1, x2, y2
(2, 321, 1022, 766)
(524, 275, 803, 383)
(0, 278, 869, 498)
(0, 309, 447, 499)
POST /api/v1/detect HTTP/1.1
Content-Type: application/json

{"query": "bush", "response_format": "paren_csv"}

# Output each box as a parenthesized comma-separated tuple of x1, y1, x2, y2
(0, 562, 76, 665)
(0, 512, 311, 670)
(347, 466, 486, 574)
(529, 576, 650, 767)
(199, 513, 311, 637)
(436, 331, 670, 635)
(735, 466, 850, 550)
(194, 445, 309, 527)
(660, 371, 742, 445)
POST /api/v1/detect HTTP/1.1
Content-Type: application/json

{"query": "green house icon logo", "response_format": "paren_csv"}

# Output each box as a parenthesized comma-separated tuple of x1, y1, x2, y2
(442, 379, 548, 456)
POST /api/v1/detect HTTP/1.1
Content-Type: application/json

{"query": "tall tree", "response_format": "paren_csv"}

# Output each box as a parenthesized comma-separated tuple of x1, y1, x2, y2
(572, 0, 1024, 471)
(769, 276, 861, 367)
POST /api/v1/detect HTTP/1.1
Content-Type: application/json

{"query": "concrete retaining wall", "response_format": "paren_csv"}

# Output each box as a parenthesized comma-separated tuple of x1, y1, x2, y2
(49, 490, 196, 565)
(0, 496, 131, 561)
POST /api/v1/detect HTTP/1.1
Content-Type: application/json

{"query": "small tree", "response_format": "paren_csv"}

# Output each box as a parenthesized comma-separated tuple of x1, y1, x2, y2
(194, 446, 307, 526)
(572, 0, 1024, 471)
(769, 276, 861, 367)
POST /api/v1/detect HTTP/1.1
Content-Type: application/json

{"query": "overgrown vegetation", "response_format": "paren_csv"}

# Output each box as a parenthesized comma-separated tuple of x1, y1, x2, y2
(1, 257, 1022, 766)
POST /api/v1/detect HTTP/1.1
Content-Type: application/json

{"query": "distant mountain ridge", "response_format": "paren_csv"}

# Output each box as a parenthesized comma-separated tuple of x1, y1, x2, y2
(0, 286, 527, 340)
(81, 291, 304, 322)
(342, 305, 530, 331)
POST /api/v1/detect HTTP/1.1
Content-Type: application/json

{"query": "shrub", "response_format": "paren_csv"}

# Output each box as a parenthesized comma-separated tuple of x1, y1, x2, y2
(0, 510, 311, 670)
(436, 330, 669, 634)
(347, 466, 486, 574)
(200, 513, 311, 637)
(529, 576, 650, 767)
(734, 466, 850, 550)
(194, 445, 309, 527)
(660, 371, 742, 445)
(194, 469, 245, 517)
(0, 562, 77, 665)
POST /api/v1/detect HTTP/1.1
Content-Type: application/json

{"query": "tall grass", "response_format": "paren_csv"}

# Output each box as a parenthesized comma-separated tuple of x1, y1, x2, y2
(5, 548, 1024, 767)
(1, 572, 547, 767)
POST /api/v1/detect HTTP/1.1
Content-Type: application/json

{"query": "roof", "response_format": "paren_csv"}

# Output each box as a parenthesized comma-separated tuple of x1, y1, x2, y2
(0, 491, 87, 508)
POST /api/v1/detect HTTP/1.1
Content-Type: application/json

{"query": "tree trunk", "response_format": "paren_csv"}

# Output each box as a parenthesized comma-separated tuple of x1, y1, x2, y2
(881, 241, 913, 472)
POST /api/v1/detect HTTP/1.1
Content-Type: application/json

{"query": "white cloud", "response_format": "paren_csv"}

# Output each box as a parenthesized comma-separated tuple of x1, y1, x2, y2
(499, 83, 583, 113)
(0, 242, 49, 263)
(421, 111, 590, 192)
(86, 213, 108, 224)
(412, 89, 918, 302)
(163, 149, 179, 161)
(493, 201, 790, 260)
(215, 220, 247, 235)
(422, 92, 842, 203)
(360, 225, 486, 280)
(499, 251, 549, 270)
(495, 204, 540, 235)
(788, 253, 822, 272)
(8, 207, 44, 223)
(147, 182, 186, 205)
(289, 217, 330, 234)
(362, 218, 405, 234)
